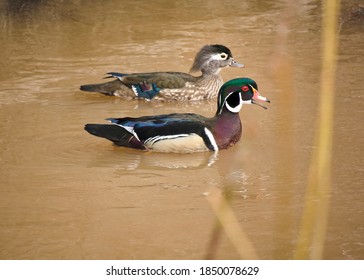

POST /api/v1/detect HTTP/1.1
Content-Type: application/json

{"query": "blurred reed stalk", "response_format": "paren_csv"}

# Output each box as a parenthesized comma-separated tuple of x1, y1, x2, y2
(294, 0, 340, 259)
(205, 186, 258, 259)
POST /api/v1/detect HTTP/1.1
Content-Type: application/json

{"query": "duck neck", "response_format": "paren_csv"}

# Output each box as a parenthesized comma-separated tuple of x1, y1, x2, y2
(213, 110, 242, 149)
(201, 67, 222, 76)
(195, 71, 223, 99)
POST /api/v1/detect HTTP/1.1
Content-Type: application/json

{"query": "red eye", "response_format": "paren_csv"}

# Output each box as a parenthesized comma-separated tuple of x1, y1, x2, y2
(242, 85, 250, 92)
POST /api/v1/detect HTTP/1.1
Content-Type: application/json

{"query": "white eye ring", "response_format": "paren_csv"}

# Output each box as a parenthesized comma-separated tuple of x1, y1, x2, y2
(220, 53, 228, 59)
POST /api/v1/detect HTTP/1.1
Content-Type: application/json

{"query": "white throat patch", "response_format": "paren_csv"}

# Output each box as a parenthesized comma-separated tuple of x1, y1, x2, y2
(223, 91, 243, 113)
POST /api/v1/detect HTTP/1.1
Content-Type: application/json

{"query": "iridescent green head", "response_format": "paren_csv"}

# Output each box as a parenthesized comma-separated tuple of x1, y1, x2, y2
(216, 78, 270, 115)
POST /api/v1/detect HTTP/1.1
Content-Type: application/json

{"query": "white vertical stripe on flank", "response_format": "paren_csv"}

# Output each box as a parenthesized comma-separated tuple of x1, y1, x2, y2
(204, 127, 218, 151)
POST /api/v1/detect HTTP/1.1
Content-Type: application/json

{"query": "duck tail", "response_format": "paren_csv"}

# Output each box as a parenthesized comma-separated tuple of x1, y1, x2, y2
(85, 124, 127, 143)
(84, 124, 146, 150)
(80, 80, 122, 95)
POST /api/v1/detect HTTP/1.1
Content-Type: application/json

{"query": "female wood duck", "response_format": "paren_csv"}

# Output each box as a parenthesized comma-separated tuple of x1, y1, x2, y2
(80, 45, 244, 101)
(84, 78, 270, 153)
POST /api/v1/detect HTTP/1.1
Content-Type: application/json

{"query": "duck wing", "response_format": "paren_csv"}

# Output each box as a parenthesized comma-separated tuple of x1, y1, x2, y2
(108, 72, 196, 87)
(107, 72, 198, 100)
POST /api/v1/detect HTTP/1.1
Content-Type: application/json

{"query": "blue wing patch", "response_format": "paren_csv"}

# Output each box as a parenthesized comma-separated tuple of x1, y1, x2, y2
(105, 72, 161, 100)
(131, 82, 161, 100)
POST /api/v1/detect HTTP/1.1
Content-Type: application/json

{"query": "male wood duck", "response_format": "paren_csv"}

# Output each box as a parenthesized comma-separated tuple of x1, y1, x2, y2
(84, 78, 270, 153)
(80, 45, 244, 101)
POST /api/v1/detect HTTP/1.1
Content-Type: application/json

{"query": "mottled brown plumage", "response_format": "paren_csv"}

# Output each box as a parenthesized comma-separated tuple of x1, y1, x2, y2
(80, 45, 244, 101)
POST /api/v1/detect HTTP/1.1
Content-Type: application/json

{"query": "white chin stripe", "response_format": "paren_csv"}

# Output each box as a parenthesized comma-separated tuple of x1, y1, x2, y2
(204, 128, 219, 151)
(226, 102, 242, 113)
(224, 91, 243, 113)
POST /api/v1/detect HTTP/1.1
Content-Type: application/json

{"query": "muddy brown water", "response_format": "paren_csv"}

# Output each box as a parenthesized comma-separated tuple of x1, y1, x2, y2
(0, 0, 363, 259)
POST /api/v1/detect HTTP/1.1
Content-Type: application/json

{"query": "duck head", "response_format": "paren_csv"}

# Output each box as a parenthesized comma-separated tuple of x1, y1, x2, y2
(190, 45, 244, 75)
(216, 78, 270, 115)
